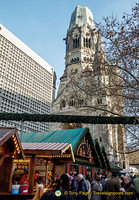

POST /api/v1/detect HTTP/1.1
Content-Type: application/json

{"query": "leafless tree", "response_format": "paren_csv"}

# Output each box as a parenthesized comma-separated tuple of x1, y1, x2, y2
(96, 3, 139, 151)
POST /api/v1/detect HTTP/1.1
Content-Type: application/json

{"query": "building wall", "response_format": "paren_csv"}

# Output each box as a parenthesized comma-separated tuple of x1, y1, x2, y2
(0, 24, 54, 133)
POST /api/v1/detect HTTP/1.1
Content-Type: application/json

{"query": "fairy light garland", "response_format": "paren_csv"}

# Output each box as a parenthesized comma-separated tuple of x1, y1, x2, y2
(12, 134, 21, 158)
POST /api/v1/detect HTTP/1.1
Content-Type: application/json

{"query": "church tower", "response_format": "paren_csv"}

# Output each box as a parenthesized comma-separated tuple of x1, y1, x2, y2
(51, 6, 128, 168)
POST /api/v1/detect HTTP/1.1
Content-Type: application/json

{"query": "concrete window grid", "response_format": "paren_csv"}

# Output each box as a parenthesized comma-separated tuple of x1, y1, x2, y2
(0, 39, 51, 87)
(0, 91, 51, 112)
(0, 31, 52, 133)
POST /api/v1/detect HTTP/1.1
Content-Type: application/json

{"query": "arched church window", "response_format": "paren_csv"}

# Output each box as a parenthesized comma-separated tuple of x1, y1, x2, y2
(73, 37, 79, 48)
(84, 37, 91, 48)
(89, 38, 91, 48)
(81, 99, 84, 105)
(79, 99, 84, 106)
(96, 65, 101, 71)
(86, 38, 88, 47)
(69, 97, 75, 106)
(71, 99, 75, 106)
(84, 37, 86, 47)
(97, 99, 102, 104)
(60, 100, 66, 109)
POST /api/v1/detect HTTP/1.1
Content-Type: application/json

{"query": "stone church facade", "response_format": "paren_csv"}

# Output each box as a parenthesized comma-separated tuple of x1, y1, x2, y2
(51, 6, 128, 168)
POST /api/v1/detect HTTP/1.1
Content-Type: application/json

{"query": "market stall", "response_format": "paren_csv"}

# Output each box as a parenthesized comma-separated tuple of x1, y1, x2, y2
(20, 142, 74, 192)
(21, 128, 111, 183)
(0, 127, 24, 193)
(0, 127, 34, 199)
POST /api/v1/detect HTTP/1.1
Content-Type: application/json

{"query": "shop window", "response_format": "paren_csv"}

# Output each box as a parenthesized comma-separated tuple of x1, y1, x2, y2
(12, 159, 30, 185)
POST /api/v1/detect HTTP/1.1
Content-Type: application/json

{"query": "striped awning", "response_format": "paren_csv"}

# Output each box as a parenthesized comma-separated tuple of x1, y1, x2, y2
(22, 142, 75, 162)
(22, 142, 70, 151)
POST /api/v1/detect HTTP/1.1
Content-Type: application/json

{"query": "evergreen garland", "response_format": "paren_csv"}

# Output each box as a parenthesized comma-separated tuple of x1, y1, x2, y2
(0, 112, 138, 124)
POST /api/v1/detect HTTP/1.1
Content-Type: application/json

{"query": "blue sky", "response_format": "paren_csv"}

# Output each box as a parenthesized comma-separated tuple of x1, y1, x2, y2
(0, 0, 135, 87)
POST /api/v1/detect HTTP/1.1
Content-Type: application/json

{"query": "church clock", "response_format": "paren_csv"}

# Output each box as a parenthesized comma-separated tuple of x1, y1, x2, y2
(67, 65, 81, 78)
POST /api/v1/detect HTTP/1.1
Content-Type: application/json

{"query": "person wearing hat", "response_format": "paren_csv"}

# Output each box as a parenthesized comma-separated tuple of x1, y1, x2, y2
(106, 171, 121, 200)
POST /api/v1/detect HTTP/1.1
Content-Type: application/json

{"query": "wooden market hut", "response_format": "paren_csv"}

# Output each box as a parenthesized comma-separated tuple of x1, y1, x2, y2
(21, 128, 110, 184)
(92, 139, 111, 174)
(0, 127, 24, 193)
(21, 142, 74, 192)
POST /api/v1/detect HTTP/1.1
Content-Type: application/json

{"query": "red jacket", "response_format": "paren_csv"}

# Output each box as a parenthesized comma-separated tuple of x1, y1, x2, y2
(19, 175, 28, 185)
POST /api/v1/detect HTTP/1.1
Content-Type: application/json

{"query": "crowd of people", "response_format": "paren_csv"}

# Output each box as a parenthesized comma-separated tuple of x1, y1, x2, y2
(38, 171, 139, 200)
(12, 168, 139, 200)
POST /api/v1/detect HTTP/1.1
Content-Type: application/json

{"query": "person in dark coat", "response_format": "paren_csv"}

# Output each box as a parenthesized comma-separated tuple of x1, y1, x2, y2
(133, 174, 139, 200)
(77, 174, 88, 200)
(12, 168, 20, 184)
(54, 174, 73, 200)
(101, 173, 107, 200)
(71, 173, 78, 192)
(119, 176, 125, 188)
(70, 173, 78, 200)
(61, 174, 70, 192)
(91, 174, 103, 200)
(101, 173, 106, 192)
(84, 176, 91, 200)
(106, 171, 121, 200)
(54, 174, 62, 190)
(124, 175, 136, 200)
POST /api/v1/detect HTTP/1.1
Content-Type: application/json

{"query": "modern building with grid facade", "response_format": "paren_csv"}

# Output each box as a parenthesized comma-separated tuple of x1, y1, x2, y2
(0, 24, 54, 133)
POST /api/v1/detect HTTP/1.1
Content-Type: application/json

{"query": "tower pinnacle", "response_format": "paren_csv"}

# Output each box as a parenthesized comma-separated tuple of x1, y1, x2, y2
(68, 5, 95, 31)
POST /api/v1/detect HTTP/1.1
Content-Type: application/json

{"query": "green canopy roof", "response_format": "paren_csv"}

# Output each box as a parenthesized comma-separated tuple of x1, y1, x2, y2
(20, 128, 87, 151)
(20, 128, 111, 169)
